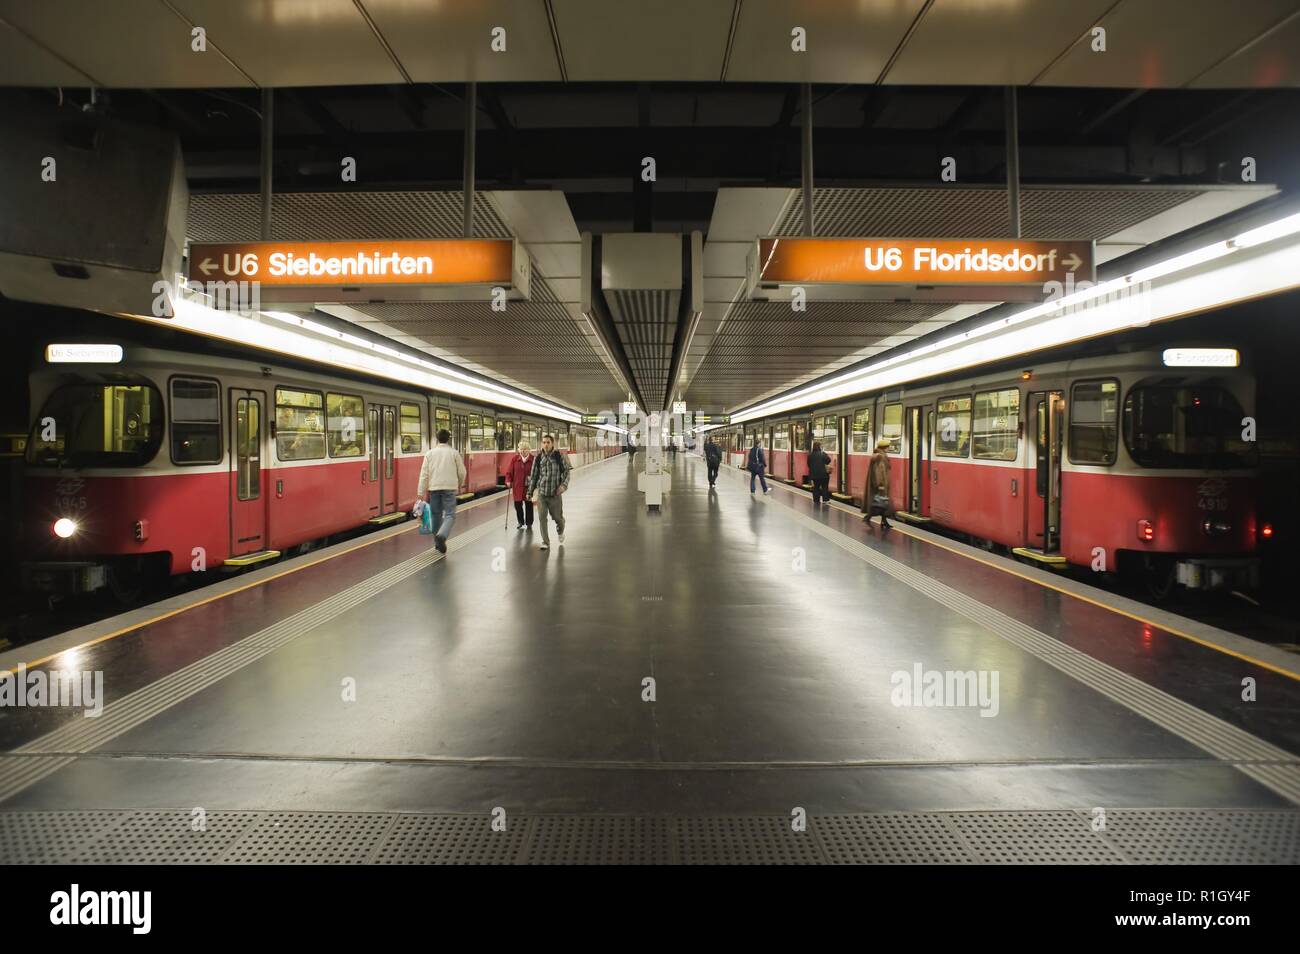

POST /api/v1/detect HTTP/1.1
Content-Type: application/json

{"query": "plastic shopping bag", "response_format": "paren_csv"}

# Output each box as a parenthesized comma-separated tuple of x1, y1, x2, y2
(417, 499, 435, 535)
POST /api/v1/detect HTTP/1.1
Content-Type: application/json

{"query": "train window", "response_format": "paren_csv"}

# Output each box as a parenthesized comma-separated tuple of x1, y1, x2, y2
(936, 396, 972, 458)
(170, 377, 221, 465)
(813, 415, 836, 453)
(1068, 379, 1118, 465)
(851, 408, 873, 452)
(881, 403, 903, 454)
(497, 420, 517, 451)
(398, 403, 422, 453)
(235, 397, 261, 500)
(27, 383, 163, 468)
(468, 413, 497, 452)
(326, 392, 365, 458)
(275, 388, 325, 461)
(434, 406, 450, 441)
(1123, 385, 1256, 469)
(973, 389, 1019, 461)
(772, 426, 790, 451)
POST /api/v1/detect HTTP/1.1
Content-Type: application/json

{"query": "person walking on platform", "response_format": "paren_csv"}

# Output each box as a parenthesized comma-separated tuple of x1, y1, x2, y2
(527, 433, 571, 550)
(415, 428, 467, 554)
(862, 438, 893, 533)
(746, 437, 770, 495)
(704, 436, 722, 487)
(505, 440, 535, 531)
(808, 441, 831, 506)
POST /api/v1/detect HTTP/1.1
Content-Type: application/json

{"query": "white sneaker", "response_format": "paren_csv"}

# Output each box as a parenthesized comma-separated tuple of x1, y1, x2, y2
(558, 532, 565, 545)
(540, 543, 550, 550)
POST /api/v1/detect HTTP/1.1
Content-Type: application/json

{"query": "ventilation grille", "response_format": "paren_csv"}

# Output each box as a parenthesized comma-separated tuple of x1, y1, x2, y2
(775, 186, 1205, 239)
(686, 299, 948, 409)
(187, 191, 512, 243)
(604, 287, 680, 410)
(3, 809, 1295, 864)
(352, 268, 623, 411)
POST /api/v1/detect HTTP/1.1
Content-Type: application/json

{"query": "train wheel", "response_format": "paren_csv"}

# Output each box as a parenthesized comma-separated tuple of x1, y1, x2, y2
(1143, 557, 1178, 603)
(107, 558, 148, 604)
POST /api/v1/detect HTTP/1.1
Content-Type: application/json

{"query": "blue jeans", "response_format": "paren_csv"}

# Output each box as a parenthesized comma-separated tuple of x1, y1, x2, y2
(426, 490, 457, 538)
(750, 469, 768, 493)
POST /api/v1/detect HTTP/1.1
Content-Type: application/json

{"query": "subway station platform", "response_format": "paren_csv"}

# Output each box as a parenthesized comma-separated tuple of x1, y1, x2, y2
(1, 452, 1298, 865)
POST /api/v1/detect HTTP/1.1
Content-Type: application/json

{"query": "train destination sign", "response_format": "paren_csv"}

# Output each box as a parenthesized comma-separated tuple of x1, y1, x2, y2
(754, 237, 1095, 287)
(187, 239, 516, 288)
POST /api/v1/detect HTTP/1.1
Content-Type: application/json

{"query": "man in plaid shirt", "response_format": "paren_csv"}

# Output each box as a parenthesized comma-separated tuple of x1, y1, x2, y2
(526, 433, 572, 550)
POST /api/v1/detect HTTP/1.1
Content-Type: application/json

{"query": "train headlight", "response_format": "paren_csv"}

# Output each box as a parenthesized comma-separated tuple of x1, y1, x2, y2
(52, 518, 78, 539)
(1201, 518, 1232, 537)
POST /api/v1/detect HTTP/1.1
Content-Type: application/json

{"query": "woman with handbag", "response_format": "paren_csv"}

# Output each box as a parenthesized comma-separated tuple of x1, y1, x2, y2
(862, 438, 893, 532)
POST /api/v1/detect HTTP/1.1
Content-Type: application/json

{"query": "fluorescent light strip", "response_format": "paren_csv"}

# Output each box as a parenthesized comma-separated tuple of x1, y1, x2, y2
(157, 298, 581, 422)
(260, 310, 575, 416)
(733, 211, 1300, 423)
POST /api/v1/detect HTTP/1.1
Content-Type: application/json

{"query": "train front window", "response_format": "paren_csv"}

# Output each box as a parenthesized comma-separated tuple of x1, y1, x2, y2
(27, 383, 162, 467)
(1124, 385, 1256, 469)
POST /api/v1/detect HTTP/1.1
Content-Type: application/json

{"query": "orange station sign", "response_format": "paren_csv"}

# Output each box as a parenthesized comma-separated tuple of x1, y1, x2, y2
(187, 239, 515, 287)
(754, 237, 1095, 287)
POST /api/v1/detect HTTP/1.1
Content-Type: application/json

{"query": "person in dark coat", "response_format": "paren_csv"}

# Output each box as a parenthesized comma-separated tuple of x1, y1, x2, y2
(862, 437, 893, 532)
(807, 441, 831, 506)
(704, 437, 722, 487)
(746, 438, 770, 495)
(505, 440, 535, 530)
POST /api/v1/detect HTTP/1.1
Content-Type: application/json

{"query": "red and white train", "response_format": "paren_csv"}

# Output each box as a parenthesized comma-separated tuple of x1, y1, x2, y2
(22, 342, 621, 598)
(715, 347, 1261, 596)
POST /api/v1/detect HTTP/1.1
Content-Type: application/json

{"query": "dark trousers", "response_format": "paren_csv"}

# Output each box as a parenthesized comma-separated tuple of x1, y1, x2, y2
(707, 461, 719, 485)
(513, 499, 534, 527)
(811, 477, 829, 503)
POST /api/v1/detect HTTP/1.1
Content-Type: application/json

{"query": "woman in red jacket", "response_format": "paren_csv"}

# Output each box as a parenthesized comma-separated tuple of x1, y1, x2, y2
(505, 440, 536, 530)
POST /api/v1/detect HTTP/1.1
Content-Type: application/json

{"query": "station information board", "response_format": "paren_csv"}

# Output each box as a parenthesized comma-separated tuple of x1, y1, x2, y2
(755, 237, 1094, 287)
(694, 414, 730, 424)
(187, 239, 515, 287)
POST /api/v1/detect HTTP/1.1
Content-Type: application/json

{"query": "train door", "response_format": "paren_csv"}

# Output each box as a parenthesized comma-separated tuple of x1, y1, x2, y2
(366, 404, 397, 516)
(1028, 391, 1064, 552)
(837, 414, 850, 493)
(905, 406, 926, 514)
(452, 413, 468, 490)
(229, 388, 267, 556)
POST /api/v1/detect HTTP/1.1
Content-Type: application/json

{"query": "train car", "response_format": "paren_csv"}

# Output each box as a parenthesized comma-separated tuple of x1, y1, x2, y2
(21, 342, 617, 599)
(734, 347, 1261, 596)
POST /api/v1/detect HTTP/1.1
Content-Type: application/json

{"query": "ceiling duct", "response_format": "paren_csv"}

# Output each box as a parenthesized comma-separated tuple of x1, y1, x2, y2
(584, 232, 702, 412)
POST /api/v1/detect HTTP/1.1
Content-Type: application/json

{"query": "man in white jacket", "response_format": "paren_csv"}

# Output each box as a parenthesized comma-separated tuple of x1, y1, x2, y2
(415, 428, 467, 554)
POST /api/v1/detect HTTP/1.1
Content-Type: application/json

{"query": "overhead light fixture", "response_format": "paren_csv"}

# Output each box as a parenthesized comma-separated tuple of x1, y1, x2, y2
(135, 297, 581, 423)
(731, 208, 1300, 423)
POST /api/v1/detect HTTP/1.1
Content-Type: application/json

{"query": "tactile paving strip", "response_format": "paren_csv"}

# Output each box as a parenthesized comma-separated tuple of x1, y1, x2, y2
(0, 809, 1295, 865)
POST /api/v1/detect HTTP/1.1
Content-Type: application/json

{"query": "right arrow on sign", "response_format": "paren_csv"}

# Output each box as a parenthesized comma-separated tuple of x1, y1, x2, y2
(1062, 252, 1082, 272)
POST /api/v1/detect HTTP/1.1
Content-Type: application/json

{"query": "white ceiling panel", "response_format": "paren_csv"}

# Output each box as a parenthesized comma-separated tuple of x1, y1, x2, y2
(0, 0, 255, 88)
(0, 17, 97, 86)
(886, 0, 1114, 86)
(725, 0, 927, 83)
(1036, 0, 1300, 88)
(170, 0, 403, 87)
(1189, 9, 1300, 88)
(552, 0, 734, 81)
(361, 0, 562, 83)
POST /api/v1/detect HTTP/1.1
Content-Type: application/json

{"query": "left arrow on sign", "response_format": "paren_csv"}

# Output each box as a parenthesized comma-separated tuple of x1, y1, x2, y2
(199, 258, 218, 276)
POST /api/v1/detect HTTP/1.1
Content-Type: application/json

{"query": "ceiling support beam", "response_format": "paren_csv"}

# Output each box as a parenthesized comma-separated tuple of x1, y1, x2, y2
(462, 81, 476, 238)
(801, 83, 814, 236)
(1005, 86, 1020, 239)
(259, 88, 273, 240)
